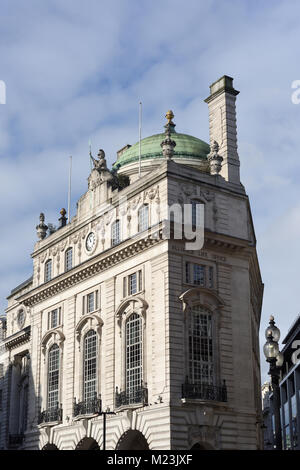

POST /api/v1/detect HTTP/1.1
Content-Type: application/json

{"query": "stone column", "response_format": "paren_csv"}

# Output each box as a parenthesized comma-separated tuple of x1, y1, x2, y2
(204, 75, 240, 184)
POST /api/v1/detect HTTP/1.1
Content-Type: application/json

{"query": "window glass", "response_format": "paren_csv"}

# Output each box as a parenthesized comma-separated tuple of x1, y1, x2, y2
(83, 330, 97, 402)
(65, 248, 73, 271)
(189, 306, 213, 385)
(138, 205, 149, 232)
(45, 260, 52, 282)
(48, 344, 59, 410)
(126, 313, 142, 398)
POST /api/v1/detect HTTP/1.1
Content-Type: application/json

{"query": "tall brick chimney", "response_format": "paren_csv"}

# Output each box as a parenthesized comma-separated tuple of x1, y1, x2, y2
(204, 76, 240, 184)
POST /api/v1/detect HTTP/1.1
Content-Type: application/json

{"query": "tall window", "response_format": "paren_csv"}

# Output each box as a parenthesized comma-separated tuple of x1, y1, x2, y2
(83, 330, 97, 402)
(65, 247, 73, 272)
(138, 205, 149, 232)
(49, 309, 59, 329)
(45, 260, 52, 282)
(123, 270, 142, 297)
(82, 290, 99, 314)
(47, 344, 60, 409)
(126, 313, 142, 396)
(112, 220, 121, 246)
(189, 306, 213, 385)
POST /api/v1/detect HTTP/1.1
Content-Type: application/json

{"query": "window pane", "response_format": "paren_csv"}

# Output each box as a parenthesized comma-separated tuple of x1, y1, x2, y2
(138, 205, 149, 232)
(126, 313, 142, 398)
(45, 260, 52, 282)
(83, 330, 97, 402)
(65, 248, 73, 271)
(48, 344, 59, 410)
(87, 292, 95, 313)
(193, 264, 205, 286)
(112, 220, 120, 246)
(50, 309, 58, 329)
(129, 273, 137, 295)
(189, 306, 213, 385)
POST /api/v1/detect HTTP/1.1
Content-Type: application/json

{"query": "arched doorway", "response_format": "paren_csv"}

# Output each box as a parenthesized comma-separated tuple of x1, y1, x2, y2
(116, 430, 149, 450)
(42, 443, 59, 450)
(75, 437, 100, 450)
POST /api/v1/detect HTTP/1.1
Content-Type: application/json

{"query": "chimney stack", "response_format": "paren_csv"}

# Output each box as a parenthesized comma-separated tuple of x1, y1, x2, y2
(204, 76, 240, 184)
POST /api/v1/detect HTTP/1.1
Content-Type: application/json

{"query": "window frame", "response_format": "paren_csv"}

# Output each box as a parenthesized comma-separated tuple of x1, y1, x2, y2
(65, 247, 73, 272)
(138, 204, 149, 232)
(83, 330, 98, 403)
(47, 343, 60, 411)
(111, 219, 121, 247)
(44, 259, 52, 283)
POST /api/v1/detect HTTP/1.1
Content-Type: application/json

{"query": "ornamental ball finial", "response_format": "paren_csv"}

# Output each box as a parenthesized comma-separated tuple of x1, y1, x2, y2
(270, 315, 274, 322)
(165, 110, 174, 124)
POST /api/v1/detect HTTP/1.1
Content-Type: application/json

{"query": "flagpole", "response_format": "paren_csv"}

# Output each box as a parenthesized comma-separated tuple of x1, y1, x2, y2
(68, 155, 72, 224)
(139, 101, 142, 178)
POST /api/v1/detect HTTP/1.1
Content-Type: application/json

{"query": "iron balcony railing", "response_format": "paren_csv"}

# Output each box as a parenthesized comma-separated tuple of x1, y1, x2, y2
(73, 394, 102, 417)
(8, 434, 24, 446)
(38, 403, 63, 424)
(115, 384, 148, 408)
(182, 380, 227, 402)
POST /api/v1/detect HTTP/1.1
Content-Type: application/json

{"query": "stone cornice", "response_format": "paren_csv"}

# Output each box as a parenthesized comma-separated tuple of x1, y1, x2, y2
(5, 326, 31, 350)
(17, 228, 165, 308)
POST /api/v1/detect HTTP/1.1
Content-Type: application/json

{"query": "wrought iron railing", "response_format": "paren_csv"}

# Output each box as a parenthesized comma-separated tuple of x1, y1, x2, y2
(8, 434, 24, 446)
(38, 403, 63, 424)
(182, 380, 227, 402)
(115, 384, 148, 408)
(73, 395, 102, 417)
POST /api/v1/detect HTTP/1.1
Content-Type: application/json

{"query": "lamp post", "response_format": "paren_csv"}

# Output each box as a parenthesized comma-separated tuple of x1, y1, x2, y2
(99, 407, 116, 450)
(263, 315, 284, 450)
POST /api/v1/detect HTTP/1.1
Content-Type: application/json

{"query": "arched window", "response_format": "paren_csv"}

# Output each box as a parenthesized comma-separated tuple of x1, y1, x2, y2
(125, 313, 142, 397)
(138, 205, 149, 232)
(111, 220, 121, 246)
(189, 306, 213, 385)
(45, 259, 52, 282)
(83, 330, 97, 402)
(47, 344, 60, 409)
(65, 247, 73, 272)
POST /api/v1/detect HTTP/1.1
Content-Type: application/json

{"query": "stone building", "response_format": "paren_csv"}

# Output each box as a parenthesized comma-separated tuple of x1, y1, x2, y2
(0, 75, 263, 450)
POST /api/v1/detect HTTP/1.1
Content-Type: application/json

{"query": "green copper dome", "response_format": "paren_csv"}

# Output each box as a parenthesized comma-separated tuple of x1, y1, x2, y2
(114, 131, 210, 169)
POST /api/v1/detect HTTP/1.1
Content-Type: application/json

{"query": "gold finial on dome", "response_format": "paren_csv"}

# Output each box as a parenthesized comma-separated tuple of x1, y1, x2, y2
(165, 110, 174, 124)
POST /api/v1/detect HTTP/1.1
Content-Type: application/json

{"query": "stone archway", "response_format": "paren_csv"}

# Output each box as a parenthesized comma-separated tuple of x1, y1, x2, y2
(116, 430, 149, 450)
(75, 437, 100, 450)
(42, 443, 59, 450)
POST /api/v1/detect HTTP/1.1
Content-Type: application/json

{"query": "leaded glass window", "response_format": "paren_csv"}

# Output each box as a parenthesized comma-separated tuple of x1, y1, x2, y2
(138, 205, 149, 232)
(112, 220, 121, 246)
(189, 306, 213, 385)
(65, 247, 73, 272)
(126, 313, 142, 397)
(83, 330, 97, 402)
(45, 260, 52, 282)
(47, 344, 60, 410)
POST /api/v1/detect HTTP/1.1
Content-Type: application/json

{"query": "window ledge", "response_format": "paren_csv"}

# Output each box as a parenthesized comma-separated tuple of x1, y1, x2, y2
(181, 398, 228, 406)
(73, 413, 99, 421)
(37, 420, 62, 429)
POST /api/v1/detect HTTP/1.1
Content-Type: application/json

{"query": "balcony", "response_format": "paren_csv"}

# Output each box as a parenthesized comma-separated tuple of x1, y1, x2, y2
(115, 384, 148, 408)
(182, 380, 227, 402)
(38, 404, 62, 424)
(73, 395, 102, 417)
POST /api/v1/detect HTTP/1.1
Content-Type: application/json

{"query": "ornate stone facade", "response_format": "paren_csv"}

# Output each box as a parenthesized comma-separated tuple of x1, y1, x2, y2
(0, 76, 263, 450)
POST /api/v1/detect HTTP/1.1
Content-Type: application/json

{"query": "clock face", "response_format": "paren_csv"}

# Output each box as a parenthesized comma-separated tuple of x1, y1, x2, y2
(86, 232, 96, 252)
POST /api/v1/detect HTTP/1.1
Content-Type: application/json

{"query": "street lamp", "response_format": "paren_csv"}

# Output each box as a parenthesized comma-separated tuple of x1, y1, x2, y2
(263, 315, 283, 450)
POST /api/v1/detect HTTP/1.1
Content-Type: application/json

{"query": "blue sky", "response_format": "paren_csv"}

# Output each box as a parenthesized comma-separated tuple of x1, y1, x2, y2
(0, 0, 300, 382)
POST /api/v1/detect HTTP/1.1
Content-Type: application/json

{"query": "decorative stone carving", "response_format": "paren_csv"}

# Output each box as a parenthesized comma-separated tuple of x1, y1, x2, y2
(160, 128, 176, 160)
(88, 149, 113, 190)
(36, 213, 48, 240)
(208, 141, 223, 175)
